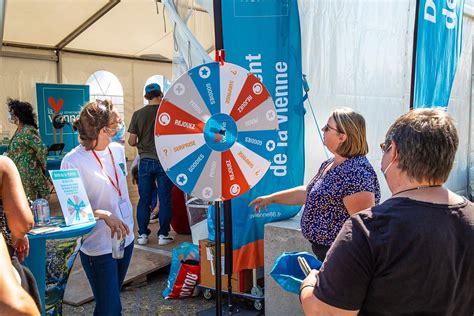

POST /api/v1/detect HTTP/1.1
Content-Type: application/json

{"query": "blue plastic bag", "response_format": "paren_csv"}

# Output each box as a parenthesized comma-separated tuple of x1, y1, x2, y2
(207, 204, 225, 242)
(162, 242, 200, 299)
(270, 252, 322, 294)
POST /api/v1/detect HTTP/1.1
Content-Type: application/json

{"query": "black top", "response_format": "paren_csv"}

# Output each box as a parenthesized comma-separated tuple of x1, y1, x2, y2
(314, 197, 474, 315)
(128, 104, 159, 160)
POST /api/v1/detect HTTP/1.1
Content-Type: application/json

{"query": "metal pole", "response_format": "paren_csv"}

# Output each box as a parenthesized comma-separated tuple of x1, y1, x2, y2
(409, 0, 421, 110)
(213, 0, 224, 314)
(223, 200, 233, 313)
(0, 0, 6, 50)
(214, 201, 222, 315)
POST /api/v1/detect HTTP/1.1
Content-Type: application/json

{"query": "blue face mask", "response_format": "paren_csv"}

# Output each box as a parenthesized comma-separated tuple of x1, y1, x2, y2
(110, 122, 126, 143)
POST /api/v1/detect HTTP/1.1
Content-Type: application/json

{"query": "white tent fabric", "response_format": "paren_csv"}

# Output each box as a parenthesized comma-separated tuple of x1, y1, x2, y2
(2, 0, 213, 60)
(298, 0, 474, 200)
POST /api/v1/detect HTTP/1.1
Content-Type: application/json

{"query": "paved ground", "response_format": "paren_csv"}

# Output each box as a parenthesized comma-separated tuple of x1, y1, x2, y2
(63, 267, 216, 315)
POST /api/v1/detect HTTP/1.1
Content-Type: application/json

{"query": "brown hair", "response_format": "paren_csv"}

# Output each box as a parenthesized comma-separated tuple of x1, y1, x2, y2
(332, 107, 369, 157)
(384, 108, 458, 184)
(144, 90, 163, 101)
(73, 100, 114, 150)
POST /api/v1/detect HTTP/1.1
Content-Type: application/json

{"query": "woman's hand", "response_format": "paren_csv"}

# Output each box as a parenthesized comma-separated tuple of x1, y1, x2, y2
(13, 235, 29, 262)
(103, 213, 130, 240)
(248, 195, 273, 212)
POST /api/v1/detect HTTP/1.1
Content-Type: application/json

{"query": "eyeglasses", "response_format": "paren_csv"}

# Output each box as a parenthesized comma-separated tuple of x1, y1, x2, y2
(322, 124, 340, 133)
(379, 142, 392, 153)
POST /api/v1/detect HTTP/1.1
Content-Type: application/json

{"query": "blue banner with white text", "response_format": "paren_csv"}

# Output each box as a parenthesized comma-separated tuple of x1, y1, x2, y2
(221, 0, 305, 271)
(414, 0, 465, 108)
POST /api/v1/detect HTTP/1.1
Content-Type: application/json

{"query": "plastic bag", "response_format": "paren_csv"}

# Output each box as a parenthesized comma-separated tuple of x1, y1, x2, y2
(270, 251, 322, 294)
(162, 242, 200, 299)
(207, 204, 224, 242)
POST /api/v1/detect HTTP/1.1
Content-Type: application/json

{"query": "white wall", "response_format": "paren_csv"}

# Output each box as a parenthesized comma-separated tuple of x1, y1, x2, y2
(299, 0, 473, 200)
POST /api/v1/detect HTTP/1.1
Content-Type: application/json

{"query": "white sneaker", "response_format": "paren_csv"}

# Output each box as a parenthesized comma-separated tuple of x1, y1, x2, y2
(158, 234, 174, 246)
(137, 234, 149, 245)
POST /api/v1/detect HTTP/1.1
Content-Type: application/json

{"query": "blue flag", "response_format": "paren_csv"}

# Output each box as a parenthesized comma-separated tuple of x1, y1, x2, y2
(414, 0, 465, 108)
(220, 0, 305, 271)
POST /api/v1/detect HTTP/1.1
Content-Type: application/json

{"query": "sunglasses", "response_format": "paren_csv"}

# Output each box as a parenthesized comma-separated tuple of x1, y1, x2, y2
(322, 124, 340, 133)
(379, 142, 392, 153)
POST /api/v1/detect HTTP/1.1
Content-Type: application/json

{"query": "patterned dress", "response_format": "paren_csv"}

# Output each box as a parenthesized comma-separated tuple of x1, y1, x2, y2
(301, 156, 381, 246)
(7, 125, 50, 200)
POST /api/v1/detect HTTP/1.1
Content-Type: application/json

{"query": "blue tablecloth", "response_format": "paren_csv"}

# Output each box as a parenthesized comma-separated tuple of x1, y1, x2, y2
(46, 156, 63, 171)
(25, 217, 95, 315)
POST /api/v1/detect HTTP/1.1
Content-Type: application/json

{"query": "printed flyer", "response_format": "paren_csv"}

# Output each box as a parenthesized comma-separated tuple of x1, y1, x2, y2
(49, 169, 95, 226)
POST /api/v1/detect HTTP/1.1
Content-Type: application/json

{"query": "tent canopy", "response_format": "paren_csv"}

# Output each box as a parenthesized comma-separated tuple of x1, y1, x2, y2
(1, 0, 214, 61)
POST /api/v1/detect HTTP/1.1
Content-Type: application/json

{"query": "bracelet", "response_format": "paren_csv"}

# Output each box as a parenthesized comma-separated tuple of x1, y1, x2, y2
(299, 284, 315, 303)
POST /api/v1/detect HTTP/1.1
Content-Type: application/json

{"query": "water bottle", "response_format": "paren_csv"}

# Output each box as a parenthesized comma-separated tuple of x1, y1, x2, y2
(33, 198, 51, 226)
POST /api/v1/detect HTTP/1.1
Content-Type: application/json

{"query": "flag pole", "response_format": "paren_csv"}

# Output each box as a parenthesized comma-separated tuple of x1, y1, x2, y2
(409, 0, 421, 110)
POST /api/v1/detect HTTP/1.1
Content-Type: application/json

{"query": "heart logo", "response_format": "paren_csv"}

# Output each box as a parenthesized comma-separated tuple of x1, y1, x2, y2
(48, 97, 64, 113)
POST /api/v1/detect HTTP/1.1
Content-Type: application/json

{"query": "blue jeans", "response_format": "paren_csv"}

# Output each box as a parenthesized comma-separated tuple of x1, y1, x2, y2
(137, 158, 173, 236)
(80, 242, 134, 316)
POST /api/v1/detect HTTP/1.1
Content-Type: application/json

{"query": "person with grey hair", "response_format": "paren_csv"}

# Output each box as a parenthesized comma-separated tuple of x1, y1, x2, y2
(300, 108, 474, 315)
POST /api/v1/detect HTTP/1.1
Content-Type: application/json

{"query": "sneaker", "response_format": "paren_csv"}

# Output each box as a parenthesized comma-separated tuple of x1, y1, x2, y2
(137, 234, 149, 245)
(149, 211, 159, 224)
(158, 234, 174, 246)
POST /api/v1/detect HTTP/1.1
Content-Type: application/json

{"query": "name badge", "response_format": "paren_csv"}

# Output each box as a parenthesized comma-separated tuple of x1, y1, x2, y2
(119, 199, 132, 222)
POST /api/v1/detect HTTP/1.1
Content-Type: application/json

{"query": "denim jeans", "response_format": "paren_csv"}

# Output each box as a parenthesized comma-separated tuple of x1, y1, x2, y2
(80, 242, 134, 316)
(137, 158, 173, 236)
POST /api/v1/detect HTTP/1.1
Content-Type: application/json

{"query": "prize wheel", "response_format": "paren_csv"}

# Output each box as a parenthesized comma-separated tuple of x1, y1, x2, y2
(155, 62, 278, 202)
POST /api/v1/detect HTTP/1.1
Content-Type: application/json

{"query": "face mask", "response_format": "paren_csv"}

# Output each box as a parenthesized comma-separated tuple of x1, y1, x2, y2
(109, 122, 126, 143)
(381, 152, 398, 177)
(7, 112, 15, 124)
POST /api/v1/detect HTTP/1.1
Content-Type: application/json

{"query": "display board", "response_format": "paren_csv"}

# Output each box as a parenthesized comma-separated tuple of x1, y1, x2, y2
(36, 83, 89, 153)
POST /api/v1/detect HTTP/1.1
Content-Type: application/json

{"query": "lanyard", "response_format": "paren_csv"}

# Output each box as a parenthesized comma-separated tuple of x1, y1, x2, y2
(91, 147, 122, 198)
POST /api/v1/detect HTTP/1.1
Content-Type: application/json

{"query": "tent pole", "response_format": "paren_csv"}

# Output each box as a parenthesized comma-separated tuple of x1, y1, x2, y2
(409, 0, 421, 110)
(0, 0, 5, 50)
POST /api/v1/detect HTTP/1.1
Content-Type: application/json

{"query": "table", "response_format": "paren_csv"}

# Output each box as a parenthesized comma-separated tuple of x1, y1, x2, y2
(24, 218, 95, 315)
(46, 155, 63, 171)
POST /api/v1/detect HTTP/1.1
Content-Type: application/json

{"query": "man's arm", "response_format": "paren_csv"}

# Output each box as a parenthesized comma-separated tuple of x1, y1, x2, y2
(128, 133, 138, 147)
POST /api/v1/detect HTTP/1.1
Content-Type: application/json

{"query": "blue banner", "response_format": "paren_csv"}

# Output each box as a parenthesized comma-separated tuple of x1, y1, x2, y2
(221, 0, 305, 271)
(414, 0, 465, 108)
(36, 83, 89, 153)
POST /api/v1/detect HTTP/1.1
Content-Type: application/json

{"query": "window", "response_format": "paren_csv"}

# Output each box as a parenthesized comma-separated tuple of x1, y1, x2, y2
(86, 70, 124, 118)
(143, 75, 171, 104)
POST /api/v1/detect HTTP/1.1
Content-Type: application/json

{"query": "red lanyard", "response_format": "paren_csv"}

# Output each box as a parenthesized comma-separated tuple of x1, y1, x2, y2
(91, 147, 122, 198)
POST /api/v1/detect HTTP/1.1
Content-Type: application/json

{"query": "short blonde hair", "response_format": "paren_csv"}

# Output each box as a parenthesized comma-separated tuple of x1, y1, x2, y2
(332, 107, 368, 157)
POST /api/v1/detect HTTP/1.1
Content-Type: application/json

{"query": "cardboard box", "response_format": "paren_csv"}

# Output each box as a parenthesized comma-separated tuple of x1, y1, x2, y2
(199, 239, 253, 294)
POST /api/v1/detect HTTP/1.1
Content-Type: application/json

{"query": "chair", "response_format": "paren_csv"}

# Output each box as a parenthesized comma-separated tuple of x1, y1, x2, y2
(48, 143, 65, 156)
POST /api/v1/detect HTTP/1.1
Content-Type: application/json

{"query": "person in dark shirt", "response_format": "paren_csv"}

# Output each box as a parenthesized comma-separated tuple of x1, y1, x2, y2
(300, 108, 474, 315)
(128, 83, 173, 246)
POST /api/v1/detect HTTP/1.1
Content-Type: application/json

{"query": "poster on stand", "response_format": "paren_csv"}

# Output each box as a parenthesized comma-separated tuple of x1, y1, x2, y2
(49, 169, 95, 226)
(36, 83, 89, 153)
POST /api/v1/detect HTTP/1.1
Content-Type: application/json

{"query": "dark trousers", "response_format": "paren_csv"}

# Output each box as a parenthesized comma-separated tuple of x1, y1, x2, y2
(137, 158, 173, 236)
(311, 242, 330, 262)
(80, 243, 134, 316)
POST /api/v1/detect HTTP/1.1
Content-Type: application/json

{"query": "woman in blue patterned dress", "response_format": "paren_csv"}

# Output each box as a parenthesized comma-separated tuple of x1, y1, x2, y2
(249, 108, 380, 260)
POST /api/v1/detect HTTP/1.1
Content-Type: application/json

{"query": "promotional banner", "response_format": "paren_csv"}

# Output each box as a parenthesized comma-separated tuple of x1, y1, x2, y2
(36, 83, 90, 153)
(414, 0, 465, 108)
(221, 0, 305, 271)
(49, 169, 94, 226)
